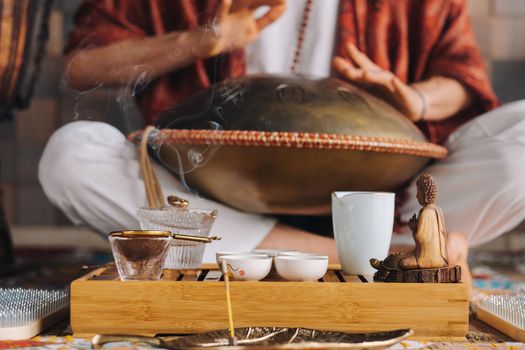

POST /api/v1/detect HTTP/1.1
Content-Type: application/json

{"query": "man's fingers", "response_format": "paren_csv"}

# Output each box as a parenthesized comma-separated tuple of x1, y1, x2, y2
(217, 0, 233, 21)
(392, 78, 422, 121)
(332, 57, 364, 80)
(248, 0, 286, 9)
(392, 78, 411, 100)
(362, 70, 394, 89)
(256, 4, 286, 30)
(347, 43, 378, 71)
(392, 78, 418, 109)
(231, 0, 285, 12)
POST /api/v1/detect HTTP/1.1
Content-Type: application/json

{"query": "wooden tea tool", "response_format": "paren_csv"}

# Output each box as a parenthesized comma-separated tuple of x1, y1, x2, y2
(139, 126, 165, 209)
(221, 259, 237, 346)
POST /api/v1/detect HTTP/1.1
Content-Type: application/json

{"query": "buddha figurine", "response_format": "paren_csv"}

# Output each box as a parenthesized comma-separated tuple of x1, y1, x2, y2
(398, 174, 449, 270)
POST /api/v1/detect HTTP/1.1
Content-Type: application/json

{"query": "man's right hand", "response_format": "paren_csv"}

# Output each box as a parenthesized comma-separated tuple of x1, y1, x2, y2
(195, 0, 286, 59)
(65, 0, 285, 90)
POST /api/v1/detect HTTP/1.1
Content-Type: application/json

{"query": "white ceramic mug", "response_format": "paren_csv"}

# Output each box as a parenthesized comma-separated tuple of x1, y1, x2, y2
(332, 191, 395, 275)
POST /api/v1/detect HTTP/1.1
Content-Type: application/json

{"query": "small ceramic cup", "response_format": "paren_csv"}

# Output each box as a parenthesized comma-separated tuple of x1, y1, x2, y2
(221, 255, 272, 281)
(275, 255, 329, 281)
(216, 251, 268, 268)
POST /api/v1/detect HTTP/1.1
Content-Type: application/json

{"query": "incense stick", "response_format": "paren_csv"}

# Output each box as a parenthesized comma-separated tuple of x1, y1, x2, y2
(221, 259, 236, 343)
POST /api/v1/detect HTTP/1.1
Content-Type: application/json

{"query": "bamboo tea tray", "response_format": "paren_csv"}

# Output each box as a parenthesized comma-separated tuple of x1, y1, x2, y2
(70, 264, 468, 340)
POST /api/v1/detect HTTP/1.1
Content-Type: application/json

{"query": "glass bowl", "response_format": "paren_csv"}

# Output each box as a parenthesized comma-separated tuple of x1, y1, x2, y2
(109, 230, 171, 281)
(137, 207, 217, 269)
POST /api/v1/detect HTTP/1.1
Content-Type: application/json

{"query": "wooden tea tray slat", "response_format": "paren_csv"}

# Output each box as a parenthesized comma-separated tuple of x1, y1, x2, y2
(71, 265, 469, 341)
(320, 270, 342, 283)
(341, 273, 365, 283)
(89, 265, 119, 281)
(160, 269, 181, 281)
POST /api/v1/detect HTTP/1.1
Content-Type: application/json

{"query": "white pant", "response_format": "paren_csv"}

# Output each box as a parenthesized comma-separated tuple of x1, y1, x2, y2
(400, 100, 525, 246)
(38, 121, 276, 262)
(39, 101, 525, 261)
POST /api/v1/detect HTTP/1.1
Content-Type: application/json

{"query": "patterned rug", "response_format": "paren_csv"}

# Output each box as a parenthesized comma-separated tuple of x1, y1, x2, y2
(0, 336, 524, 350)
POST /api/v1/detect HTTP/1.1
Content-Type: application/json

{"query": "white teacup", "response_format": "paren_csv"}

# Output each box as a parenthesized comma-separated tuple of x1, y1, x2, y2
(275, 255, 329, 281)
(221, 255, 272, 281)
(332, 191, 395, 275)
(216, 251, 267, 267)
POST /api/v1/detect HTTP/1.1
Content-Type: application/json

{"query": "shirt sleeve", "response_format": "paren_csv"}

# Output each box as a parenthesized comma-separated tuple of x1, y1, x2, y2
(425, 0, 498, 113)
(65, 0, 148, 54)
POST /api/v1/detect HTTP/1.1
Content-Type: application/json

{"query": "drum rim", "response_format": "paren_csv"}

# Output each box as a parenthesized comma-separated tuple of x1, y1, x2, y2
(129, 129, 448, 159)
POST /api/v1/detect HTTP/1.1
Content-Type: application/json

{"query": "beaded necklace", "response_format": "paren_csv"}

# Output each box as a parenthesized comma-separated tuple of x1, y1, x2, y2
(290, 0, 315, 74)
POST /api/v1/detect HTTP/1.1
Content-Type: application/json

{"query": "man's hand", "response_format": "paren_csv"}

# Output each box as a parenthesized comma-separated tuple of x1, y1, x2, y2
(333, 44, 425, 122)
(196, 0, 286, 58)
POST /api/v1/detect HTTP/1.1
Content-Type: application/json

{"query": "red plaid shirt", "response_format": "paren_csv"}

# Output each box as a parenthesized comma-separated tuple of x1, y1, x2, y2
(67, 0, 498, 145)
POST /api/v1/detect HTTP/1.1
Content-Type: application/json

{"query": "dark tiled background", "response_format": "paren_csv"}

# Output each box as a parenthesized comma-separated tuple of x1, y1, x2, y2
(1, 0, 525, 226)
(1, 0, 142, 226)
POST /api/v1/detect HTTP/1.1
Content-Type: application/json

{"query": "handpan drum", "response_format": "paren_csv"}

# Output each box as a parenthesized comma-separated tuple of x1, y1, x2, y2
(152, 74, 447, 215)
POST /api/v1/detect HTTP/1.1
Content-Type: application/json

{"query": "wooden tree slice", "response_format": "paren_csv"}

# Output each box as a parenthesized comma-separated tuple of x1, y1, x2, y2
(373, 265, 461, 283)
(400, 265, 461, 283)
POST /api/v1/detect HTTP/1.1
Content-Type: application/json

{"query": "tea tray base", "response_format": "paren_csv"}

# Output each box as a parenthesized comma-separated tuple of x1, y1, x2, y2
(70, 264, 468, 340)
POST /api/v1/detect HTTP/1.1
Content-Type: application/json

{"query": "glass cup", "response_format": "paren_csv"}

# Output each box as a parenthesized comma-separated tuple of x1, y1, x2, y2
(137, 207, 217, 269)
(109, 230, 171, 281)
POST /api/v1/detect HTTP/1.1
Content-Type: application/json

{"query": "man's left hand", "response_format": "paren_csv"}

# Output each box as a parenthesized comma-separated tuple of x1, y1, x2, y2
(333, 44, 424, 122)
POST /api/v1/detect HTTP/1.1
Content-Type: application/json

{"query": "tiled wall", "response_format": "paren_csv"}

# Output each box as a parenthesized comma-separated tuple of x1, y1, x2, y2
(469, 0, 525, 103)
(0, 0, 141, 226)
(1, 0, 525, 226)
